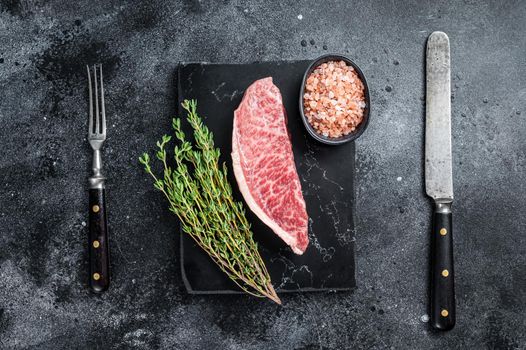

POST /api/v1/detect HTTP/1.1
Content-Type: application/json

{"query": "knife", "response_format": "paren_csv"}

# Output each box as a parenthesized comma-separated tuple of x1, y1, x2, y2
(425, 31, 455, 330)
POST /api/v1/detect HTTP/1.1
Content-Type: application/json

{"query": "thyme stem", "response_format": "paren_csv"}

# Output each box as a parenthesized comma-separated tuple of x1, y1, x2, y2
(139, 100, 280, 304)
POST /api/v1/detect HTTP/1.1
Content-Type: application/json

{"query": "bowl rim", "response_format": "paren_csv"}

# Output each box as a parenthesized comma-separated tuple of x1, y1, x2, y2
(299, 54, 371, 145)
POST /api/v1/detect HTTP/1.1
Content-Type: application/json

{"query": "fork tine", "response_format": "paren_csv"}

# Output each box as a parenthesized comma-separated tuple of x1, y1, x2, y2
(87, 65, 93, 135)
(99, 64, 106, 135)
(94, 65, 100, 134)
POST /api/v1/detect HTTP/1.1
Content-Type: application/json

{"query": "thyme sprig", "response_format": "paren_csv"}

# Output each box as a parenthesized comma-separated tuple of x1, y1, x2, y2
(139, 99, 280, 304)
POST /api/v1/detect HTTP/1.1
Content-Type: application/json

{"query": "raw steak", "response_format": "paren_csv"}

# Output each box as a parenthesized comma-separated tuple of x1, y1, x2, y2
(231, 77, 309, 255)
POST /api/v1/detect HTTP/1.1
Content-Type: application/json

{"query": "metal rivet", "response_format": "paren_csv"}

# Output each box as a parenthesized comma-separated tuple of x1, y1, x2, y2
(439, 228, 447, 236)
(93, 273, 101, 280)
(442, 269, 449, 277)
(92, 205, 100, 213)
(93, 240, 100, 248)
(441, 309, 449, 317)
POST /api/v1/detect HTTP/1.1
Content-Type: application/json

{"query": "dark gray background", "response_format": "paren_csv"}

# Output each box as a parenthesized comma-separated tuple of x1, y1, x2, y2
(0, 0, 525, 349)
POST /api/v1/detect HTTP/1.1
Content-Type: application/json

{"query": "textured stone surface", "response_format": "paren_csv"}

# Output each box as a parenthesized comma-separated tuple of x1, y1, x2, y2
(0, 0, 525, 349)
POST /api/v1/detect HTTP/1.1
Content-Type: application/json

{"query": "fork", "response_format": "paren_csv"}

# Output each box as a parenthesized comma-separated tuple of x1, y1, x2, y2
(87, 64, 110, 293)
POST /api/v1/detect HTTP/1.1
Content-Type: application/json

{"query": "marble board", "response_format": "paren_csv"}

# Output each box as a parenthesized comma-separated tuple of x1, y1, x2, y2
(177, 61, 356, 293)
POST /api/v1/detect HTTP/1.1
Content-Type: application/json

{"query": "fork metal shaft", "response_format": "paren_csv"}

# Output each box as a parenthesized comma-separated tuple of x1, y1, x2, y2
(89, 149, 105, 189)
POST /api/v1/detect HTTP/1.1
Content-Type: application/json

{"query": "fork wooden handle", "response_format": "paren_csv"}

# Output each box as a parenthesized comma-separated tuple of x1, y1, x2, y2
(88, 188, 110, 292)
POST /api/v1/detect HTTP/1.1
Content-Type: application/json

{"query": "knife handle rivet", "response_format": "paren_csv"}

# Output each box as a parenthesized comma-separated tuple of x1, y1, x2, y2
(439, 228, 447, 236)
(93, 273, 101, 281)
(92, 205, 100, 213)
(93, 240, 100, 248)
(441, 309, 449, 317)
(441, 269, 449, 277)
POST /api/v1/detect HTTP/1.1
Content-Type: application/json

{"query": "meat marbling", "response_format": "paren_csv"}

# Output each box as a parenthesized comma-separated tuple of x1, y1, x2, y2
(231, 77, 309, 255)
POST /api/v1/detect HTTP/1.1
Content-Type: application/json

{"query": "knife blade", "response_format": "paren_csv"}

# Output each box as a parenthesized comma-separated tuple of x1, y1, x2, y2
(425, 31, 455, 331)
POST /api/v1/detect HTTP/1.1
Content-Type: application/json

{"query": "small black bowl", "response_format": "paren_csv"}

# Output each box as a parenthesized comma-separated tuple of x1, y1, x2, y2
(299, 54, 371, 145)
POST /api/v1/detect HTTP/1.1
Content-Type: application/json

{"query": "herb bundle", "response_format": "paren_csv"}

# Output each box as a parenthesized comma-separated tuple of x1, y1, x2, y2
(139, 100, 280, 304)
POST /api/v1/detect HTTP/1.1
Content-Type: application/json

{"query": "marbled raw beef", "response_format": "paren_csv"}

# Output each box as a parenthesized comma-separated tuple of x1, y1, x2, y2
(232, 77, 309, 255)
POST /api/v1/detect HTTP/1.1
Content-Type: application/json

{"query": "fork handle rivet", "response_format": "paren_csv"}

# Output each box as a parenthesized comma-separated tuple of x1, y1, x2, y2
(92, 205, 100, 213)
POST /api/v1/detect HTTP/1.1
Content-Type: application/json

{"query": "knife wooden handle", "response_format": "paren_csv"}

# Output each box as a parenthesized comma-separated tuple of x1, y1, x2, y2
(430, 204, 455, 330)
(88, 188, 110, 293)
